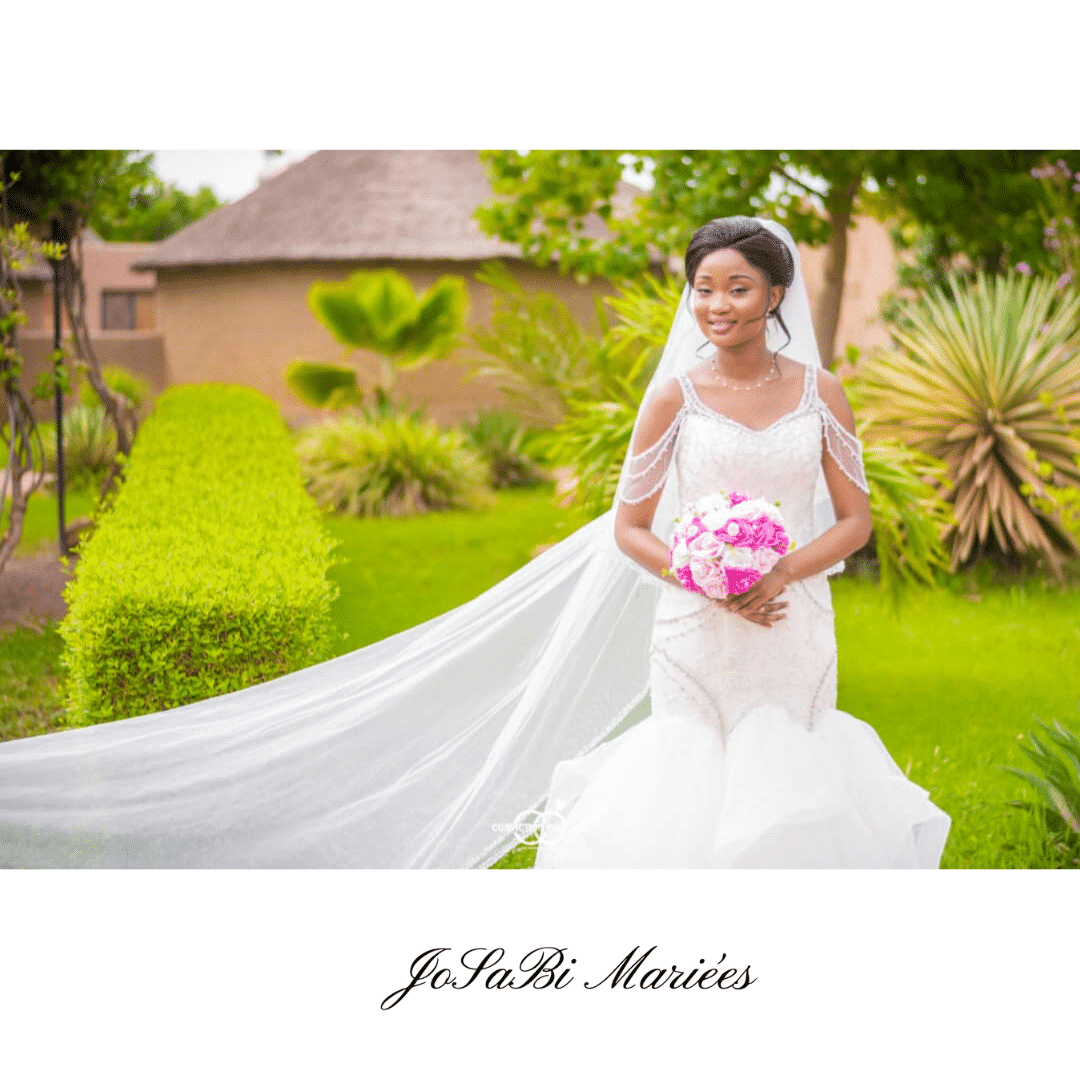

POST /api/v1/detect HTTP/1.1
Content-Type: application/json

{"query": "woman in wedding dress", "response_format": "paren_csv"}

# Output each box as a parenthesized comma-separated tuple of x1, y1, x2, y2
(533, 217, 951, 868)
(0, 216, 949, 870)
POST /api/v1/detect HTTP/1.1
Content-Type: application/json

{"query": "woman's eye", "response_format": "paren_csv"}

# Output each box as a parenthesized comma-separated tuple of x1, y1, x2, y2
(731, 288, 747, 295)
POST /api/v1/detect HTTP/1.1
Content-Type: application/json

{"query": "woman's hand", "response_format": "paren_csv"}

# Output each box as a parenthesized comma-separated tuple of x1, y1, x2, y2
(719, 567, 791, 627)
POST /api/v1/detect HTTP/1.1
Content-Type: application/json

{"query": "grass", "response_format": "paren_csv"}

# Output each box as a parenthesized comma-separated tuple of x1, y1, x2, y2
(832, 575, 1080, 870)
(322, 484, 588, 653)
(2, 483, 1077, 868)
(2, 487, 97, 556)
(0, 623, 67, 742)
(489, 569, 1080, 869)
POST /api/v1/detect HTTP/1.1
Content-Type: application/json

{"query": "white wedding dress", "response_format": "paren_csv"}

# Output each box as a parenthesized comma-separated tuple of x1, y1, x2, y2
(534, 364, 952, 869)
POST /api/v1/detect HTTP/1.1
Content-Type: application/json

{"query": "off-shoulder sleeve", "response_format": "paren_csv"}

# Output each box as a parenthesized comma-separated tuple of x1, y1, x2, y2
(616, 403, 686, 505)
(816, 398, 870, 495)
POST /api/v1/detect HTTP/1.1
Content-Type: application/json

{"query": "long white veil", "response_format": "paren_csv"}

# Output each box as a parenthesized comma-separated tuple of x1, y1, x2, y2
(0, 218, 834, 869)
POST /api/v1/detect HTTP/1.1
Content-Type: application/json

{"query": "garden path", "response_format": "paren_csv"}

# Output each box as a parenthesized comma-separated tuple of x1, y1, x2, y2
(0, 554, 73, 629)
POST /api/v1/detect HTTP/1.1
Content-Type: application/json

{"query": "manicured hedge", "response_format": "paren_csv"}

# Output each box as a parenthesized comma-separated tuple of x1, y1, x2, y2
(60, 384, 340, 725)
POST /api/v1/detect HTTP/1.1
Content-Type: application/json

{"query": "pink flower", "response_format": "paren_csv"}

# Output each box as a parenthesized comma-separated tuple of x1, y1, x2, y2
(692, 558, 729, 599)
(751, 546, 781, 573)
(687, 529, 724, 560)
(724, 566, 761, 596)
(681, 516, 707, 544)
(675, 565, 701, 594)
(728, 491, 749, 506)
(1016, 262, 1033, 275)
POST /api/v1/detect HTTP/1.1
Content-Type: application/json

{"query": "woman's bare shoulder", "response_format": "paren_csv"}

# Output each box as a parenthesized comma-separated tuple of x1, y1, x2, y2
(811, 366, 858, 433)
(630, 376, 686, 451)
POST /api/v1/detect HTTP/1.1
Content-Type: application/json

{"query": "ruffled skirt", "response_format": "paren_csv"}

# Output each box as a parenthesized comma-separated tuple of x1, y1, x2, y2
(533, 704, 950, 868)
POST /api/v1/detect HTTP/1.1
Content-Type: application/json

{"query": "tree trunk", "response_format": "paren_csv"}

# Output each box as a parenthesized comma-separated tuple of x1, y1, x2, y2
(0, 167, 45, 575)
(813, 177, 860, 368)
(57, 230, 137, 499)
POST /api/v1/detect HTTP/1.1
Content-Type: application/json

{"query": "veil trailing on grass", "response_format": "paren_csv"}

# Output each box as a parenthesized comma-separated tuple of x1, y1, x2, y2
(0, 218, 847, 869)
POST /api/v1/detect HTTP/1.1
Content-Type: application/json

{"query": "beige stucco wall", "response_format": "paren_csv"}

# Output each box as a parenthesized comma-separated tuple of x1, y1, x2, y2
(14, 239, 165, 421)
(797, 215, 898, 361)
(151, 218, 899, 428)
(154, 259, 612, 427)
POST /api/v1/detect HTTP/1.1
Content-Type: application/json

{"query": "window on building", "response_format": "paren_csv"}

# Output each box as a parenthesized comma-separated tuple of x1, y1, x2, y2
(102, 290, 156, 331)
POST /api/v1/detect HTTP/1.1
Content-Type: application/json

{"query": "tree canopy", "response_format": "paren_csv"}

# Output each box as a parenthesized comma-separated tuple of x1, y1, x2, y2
(475, 150, 1080, 361)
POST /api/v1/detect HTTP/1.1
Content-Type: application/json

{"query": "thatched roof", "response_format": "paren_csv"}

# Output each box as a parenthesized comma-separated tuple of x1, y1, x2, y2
(131, 150, 639, 271)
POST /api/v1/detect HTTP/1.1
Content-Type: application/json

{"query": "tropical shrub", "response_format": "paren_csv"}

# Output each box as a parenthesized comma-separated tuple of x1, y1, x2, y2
(469, 261, 676, 422)
(285, 268, 468, 412)
(861, 440, 954, 602)
(38, 403, 117, 490)
(78, 364, 151, 412)
(470, 264, 681, 510)
(1005, 717, 1080, 867)
(294, 412, 493, 517)
(60, 385, 339, 725)
(857, 270, 1080, 570)
(462, 409, 548, 489)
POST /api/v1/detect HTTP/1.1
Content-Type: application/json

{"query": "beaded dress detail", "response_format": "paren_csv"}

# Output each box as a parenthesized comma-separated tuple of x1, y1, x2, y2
(534, 364, 951, 869)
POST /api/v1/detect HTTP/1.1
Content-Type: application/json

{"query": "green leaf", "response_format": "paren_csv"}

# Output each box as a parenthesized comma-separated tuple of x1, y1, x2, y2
(285, 360, 363, 410)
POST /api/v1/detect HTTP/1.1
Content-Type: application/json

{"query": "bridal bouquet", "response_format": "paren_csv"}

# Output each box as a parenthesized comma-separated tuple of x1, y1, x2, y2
(667, 491, 794, 599)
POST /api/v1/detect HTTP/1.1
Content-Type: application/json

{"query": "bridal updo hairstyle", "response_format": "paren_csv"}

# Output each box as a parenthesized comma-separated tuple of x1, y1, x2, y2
(684, 216, 796, 351)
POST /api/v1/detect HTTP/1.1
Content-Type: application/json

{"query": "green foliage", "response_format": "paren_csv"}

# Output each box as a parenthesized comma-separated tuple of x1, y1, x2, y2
(1004, 717, 1080, 865)
(867, 151, 1080, 302)
(78, 365, 150, 411)
(0, 625, 67, 742)
(285, 360, 364, 411)
(90, 178, 221, 243)
(462, 409, 548, 489)
(38, 404, 117, 490)
(294, 412, 493, 518)
(476, 150, 849, 280)
(59, 385, 340, 725)
(858, 270, 1080, 570)
(1, 487, 96, 556)
(1029, 159, 1080, 280)
(471, 261, 678, 410)
(0, 150, 156, 242)
(286, 269, 469, 413)
(861, 440, 954, 604)
(470, 266, 682, 514)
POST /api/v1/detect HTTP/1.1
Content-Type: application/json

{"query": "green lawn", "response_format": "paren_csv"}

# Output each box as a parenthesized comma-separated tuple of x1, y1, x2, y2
(2, 484, 1077, 869)
(2, 487, 97, 557)
(322, 485, 588, 653)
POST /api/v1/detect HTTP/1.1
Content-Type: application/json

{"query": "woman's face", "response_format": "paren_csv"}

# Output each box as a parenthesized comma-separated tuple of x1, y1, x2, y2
(691, 248, 782, 351)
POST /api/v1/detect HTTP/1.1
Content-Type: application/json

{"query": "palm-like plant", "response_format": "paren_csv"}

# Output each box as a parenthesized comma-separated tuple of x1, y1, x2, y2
(286, 269, 468, 411)
(857, 271, 1080, 570)
(1004, 717, 1080, 857)
(861, 439, 954, 602)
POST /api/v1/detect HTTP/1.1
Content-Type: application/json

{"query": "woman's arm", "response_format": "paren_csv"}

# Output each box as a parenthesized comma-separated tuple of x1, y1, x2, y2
(613, 377, 685, 580)
(723, 369, 873, 620)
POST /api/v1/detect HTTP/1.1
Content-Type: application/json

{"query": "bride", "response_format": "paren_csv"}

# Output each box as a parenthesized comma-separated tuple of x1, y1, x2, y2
(0, 216, 950, 870)
(533, 216, 950, 868)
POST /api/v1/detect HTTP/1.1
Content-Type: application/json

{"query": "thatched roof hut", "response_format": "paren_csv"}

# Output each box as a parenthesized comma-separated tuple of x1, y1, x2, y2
(131, 150, 632, 424)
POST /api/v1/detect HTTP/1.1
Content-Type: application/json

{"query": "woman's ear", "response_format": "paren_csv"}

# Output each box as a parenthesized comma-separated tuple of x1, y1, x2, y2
(770, 285, 784, 314)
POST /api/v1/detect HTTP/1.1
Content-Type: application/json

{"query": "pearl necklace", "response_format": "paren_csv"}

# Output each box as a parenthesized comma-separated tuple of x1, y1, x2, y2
(710, 349, 780, 391)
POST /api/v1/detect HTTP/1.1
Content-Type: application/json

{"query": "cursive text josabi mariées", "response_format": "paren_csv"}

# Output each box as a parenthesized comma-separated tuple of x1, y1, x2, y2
(379, 946, 756, 1009)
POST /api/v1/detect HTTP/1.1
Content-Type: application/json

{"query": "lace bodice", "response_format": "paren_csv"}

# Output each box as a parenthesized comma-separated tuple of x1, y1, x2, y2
(618, 363, 869, 547)
(642, 363, 865, 738)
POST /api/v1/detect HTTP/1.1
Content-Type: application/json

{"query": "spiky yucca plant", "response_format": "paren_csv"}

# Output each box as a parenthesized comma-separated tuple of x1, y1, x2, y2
(858, 271, 1080, 570)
